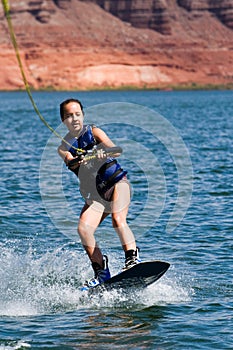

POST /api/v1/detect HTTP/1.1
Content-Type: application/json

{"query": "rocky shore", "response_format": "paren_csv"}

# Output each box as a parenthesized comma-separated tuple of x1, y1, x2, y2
(0, 0, 232, 90)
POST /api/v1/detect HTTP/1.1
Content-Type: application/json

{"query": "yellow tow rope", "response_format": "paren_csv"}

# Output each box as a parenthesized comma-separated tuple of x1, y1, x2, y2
(1, 0, 84, 154)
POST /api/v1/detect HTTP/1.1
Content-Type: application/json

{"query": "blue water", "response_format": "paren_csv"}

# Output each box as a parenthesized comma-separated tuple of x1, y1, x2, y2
(0, 90, 232, 349)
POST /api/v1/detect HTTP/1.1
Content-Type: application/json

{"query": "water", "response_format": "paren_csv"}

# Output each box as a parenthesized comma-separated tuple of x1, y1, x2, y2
(0, 90, 232, 349)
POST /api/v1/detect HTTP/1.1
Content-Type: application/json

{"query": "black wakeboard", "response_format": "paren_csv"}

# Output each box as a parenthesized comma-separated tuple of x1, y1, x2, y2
(91, 260, 170, 292)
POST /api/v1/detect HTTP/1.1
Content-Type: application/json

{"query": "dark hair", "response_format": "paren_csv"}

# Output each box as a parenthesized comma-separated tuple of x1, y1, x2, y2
(60, 98, 84, 121)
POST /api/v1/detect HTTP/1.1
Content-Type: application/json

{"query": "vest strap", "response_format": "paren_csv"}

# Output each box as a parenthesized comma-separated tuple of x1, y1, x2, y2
(97, 168, 124, 191)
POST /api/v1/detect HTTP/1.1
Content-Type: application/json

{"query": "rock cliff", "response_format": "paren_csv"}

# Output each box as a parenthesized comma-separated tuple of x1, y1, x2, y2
(88, 0, 233, 32)
(178, 0, 233, 29)
(0, 0, 232, 90)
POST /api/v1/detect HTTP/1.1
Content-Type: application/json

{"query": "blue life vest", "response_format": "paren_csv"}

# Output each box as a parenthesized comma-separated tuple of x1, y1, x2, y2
(63, 125, 127, 199)
(63, 124, 96, 156)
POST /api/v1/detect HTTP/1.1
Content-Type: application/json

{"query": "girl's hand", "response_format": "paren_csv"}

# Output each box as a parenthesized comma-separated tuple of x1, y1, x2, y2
(68, 155, 86, 170)
(96, 148, 107, 159)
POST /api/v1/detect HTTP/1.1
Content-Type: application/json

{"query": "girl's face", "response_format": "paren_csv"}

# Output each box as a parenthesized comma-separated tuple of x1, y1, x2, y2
(62, 102, 84, 136)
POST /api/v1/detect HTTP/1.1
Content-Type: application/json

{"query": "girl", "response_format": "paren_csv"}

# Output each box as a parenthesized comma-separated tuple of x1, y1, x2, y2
(58, 98, 140, 288)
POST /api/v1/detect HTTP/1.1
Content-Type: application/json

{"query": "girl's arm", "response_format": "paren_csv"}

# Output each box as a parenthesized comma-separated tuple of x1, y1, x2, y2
(92, 126, 115, 147)
(92, 127, 122, 157)
(58, 144, 85, 170)
(57, 144, 74, 165)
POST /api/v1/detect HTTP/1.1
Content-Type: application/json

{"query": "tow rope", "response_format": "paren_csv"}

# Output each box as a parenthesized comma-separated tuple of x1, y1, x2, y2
(1, 0, 84, 154)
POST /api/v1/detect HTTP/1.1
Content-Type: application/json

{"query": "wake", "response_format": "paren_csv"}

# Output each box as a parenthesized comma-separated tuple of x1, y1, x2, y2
(0, 241, 192, 316)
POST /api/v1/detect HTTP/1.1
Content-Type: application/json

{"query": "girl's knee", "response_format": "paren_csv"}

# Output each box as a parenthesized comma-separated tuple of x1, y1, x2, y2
(112, 213, 127, 228)
(78, 222, 96, 248)
(78, 221, 89, 237)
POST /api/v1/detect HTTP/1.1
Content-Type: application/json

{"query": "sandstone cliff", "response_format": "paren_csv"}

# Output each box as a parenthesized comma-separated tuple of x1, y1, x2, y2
(0, 0, 232, 90)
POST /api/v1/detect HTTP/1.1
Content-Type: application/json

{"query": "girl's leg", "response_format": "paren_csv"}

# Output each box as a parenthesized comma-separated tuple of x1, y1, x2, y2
(111, 181, 136, 252)
(78, 201, 108, 267)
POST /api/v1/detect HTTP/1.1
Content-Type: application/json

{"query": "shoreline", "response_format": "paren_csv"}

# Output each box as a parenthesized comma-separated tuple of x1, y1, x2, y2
(0, 82, 232, 93)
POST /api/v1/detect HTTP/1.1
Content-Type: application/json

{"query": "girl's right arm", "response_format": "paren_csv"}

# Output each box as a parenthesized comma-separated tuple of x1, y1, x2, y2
(57, 144, 74, 165)
(58, 144, 85, 170)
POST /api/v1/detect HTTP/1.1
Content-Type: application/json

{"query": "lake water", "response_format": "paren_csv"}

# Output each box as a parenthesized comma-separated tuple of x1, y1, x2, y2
(0, 90, 232, 349)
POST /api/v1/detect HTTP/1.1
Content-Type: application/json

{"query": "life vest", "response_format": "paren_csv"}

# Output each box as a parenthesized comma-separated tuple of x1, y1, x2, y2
(63, 125, 127, 199)
(63, 124, 96, 157)
(96, 158, 127, 194)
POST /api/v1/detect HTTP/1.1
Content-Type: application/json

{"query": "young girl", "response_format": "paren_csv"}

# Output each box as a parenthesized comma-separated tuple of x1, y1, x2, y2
(58, 98, 140, 288)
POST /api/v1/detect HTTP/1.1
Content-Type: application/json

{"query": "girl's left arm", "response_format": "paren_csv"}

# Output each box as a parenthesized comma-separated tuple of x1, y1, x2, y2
(92, 127, 121, 158)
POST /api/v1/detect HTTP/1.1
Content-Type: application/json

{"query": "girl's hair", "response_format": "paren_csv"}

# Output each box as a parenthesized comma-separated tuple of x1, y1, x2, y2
(60, 98, 84, 121)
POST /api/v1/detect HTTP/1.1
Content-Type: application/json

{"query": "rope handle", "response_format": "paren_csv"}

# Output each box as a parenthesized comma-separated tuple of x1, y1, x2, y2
(68, 146, 123, 168)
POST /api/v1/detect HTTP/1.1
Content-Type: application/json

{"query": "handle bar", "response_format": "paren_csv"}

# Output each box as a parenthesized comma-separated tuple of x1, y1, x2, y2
(68, 146, 123, 169)
(86, 146, 122, 155)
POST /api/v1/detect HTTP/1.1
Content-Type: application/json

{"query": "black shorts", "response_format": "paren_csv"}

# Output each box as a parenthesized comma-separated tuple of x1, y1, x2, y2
(85, 176, 129, 209)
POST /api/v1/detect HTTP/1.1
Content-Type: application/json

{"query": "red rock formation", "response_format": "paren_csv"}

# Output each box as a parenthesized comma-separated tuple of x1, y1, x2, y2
(209, 0, 233, 29)
(178, 0, 233, 29)
(88, 0, 171, 34)
(0, 0, 232, 90)
(90, 0, 233, 31)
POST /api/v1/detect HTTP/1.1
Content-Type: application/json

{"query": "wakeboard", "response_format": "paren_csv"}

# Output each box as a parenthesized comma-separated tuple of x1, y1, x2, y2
(91, 260, 170, 292)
